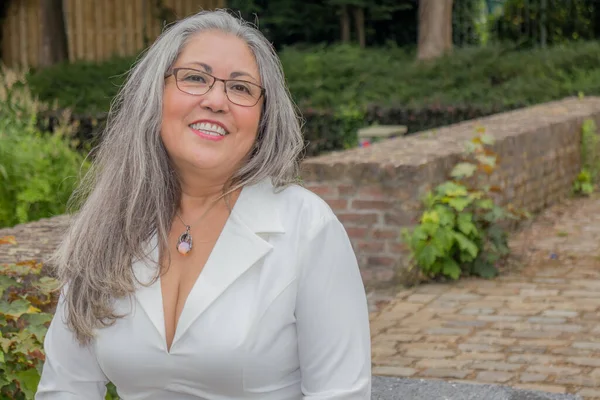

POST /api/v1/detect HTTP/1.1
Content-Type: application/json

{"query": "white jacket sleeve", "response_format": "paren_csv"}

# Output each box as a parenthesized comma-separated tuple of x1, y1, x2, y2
(296, 216, 372, 399)
(36, 291, 108, 399)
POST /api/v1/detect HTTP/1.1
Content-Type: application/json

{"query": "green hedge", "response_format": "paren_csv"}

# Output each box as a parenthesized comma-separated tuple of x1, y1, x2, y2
(0, 71, 88, 229)
(25, 41, 600, 156)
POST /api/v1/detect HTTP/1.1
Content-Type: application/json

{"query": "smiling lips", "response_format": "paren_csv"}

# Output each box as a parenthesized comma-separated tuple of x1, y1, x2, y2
(189, 121, 229, 141)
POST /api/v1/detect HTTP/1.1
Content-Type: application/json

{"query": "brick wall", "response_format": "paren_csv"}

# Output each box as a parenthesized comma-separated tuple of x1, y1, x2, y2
(301, 97, 600, 288)
(2, 97, 600, 288)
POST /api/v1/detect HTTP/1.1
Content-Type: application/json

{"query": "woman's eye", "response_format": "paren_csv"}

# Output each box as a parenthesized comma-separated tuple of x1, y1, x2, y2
(231, 84, 251, 94)
(183, 74, 206, 83)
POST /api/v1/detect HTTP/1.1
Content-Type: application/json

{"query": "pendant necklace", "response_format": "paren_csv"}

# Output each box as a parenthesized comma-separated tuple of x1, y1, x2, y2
(175, 198, 221, 256)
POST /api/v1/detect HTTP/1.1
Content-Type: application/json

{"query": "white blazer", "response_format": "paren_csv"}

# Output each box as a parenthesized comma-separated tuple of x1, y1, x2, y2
(36, 179, 372, 400)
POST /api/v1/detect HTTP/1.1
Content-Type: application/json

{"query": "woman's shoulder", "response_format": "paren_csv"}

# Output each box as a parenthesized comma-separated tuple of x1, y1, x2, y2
(266, 180, 339, 230)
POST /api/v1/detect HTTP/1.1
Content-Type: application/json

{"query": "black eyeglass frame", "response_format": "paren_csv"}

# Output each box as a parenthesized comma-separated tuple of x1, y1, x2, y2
(165, 67, 266, 107)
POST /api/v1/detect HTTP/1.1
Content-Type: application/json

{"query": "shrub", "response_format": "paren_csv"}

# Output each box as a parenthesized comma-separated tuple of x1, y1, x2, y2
(26, 56, 135, 115)
(0, 67, 88, 229)
(573, 118, 600, 195)
(402, 128, 529, 280)
(0, 237, 121, 400)
(0, 235, 60, 399)
(24, 41, 600, 157)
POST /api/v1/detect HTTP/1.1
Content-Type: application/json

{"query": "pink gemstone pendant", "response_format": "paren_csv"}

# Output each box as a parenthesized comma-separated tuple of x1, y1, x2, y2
(176, 226, 193, 255)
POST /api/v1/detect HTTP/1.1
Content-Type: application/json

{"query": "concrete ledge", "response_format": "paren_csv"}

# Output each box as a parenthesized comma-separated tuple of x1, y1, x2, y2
(372, 376, 582, 400)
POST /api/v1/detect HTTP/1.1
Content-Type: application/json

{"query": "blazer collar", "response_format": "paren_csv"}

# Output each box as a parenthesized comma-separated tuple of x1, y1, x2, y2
(132, 178, 285, 352)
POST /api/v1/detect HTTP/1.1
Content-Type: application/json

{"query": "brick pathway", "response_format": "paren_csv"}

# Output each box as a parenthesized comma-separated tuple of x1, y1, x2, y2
(368, 193, 600, 399)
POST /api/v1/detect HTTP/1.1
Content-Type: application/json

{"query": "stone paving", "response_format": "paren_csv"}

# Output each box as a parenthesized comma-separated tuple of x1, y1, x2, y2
(368, 193, 600, 399)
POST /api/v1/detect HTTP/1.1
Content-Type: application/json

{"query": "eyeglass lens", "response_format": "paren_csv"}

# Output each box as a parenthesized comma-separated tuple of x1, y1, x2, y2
(175, 69, 262, 106)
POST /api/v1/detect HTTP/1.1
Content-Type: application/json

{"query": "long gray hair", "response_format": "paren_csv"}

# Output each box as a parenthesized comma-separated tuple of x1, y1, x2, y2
(51, 9, 304, 345)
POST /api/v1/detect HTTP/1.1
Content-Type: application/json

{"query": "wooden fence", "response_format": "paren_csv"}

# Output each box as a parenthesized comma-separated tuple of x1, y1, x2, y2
(1, 0, 225, 68)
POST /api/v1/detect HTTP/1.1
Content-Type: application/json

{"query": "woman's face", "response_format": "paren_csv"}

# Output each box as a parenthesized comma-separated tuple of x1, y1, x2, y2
(161, 30, 263, 182)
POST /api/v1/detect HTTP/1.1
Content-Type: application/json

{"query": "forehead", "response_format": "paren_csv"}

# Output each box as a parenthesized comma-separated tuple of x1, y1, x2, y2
(177, 31, 260, 79)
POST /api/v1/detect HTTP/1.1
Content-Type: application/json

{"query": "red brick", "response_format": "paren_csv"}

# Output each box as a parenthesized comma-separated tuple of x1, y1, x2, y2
(387, 241, 408, 253)
(345, 227, 368, 239)
(306, 184, 337, 198)
(357, 186, 387, 200)
(325, 199, 348, 211)
(373, 229, 399, 239)
(338, 213, 379, 225)
(368, 256, 396, 267)
(352, 200, 392, 210)
(338, 185, 355, 197)
(356, 240, 385, 252)
(385, 212, 417, 226)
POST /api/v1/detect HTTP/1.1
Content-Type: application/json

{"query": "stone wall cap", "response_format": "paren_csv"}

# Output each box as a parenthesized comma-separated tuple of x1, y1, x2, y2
(303, 96, 600, 168)
(358, 125, 408, 139)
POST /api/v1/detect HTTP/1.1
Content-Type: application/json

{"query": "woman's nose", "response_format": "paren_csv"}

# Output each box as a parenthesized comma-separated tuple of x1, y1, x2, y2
(199, 80, 229, 113)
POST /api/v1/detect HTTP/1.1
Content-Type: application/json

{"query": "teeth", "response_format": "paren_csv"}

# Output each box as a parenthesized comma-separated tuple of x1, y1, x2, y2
(190, 122, 227, 136)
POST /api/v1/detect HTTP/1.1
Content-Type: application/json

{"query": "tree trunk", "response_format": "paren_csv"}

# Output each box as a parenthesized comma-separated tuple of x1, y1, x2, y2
(352, 6, 365, 48)
(417, 0, 454, 61)
(340, 4, 351, 43)
(39, 0, 69, 67)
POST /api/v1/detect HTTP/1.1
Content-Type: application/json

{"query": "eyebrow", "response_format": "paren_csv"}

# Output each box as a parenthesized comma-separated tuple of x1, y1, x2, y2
(185, 62, 258, 82)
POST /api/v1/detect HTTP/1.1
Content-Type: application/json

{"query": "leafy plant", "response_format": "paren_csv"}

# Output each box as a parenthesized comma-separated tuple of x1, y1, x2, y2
(0, 237, 60, 399)
(0, 237, 121, 399)
(573, 118, 599, 196)
(0, 66, 89, 228)
(402, 127, 528, 280)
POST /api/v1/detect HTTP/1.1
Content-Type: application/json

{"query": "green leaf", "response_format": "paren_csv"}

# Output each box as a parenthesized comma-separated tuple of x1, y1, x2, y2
(453, 232, 479, 259)
(442, 258, 461, 280)
(582, 182, 594, 194)
(476, 154, 497, 167)
(32, 276, 60, 295)
(0, 337, 13, 353)
(416, 243, 439, 269)
(22, 313, 53, 341)
(14, 368, 41, 399)
(457, 213, 477, 236)
(480, 133, 495, 145)
(484, 206, 506, 223)
(431, 228, 453, 252)
(476, 198, 494, 210)
(0, 164, 7, 180)
(421, 210, 439, 225)
(447, 197, 472, 212)
(472, 257, 498, 278)
(450, 162, 477, 179)
(420, 221, 439, 236)
(436, 181, 468, 197)
(464, 140, 478, 154)
(433, 205, 455, 227)
(0, 299, 32, 319)
(0, 275, 19, 298)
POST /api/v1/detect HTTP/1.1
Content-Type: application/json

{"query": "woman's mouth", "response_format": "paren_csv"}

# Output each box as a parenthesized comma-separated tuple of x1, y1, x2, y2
(189, 122, 229, 140)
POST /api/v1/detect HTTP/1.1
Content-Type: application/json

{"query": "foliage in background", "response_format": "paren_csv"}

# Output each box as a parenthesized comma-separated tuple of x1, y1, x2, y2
(26, 56, 134, 116)
(493, 0, 600, 48)
(0, 236, 59, 400)
(23, 40, 600, 157)
(0, 67, 88, 229)
(573, 118, 600, 196)
(226, 0, 417, 49)
(28, 41, 600, 114)
(403, 128, 528, 280)
(225, 0, 600, 50)
(0, 237, 120, 400)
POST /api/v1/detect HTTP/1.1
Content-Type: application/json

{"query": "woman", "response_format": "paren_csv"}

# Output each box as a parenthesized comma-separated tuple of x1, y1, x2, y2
(36, 9, 371, 400)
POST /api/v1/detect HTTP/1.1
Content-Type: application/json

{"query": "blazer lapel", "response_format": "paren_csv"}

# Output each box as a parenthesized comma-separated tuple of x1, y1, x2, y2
(172, 179, 285, 345)
(131, 235, 165, 342)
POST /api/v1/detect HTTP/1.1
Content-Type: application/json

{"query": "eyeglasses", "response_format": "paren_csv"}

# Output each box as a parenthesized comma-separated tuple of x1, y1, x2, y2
(165, 68, 265, 107)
